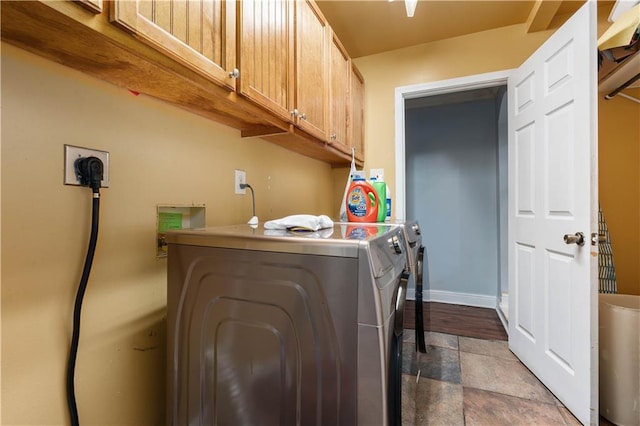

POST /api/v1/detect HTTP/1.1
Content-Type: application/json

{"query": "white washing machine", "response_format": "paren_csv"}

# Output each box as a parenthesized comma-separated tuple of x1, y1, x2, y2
(166, 223, 411, 425)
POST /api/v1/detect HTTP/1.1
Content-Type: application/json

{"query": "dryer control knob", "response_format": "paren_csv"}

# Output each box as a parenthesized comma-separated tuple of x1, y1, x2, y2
(389, 235, 403, 254)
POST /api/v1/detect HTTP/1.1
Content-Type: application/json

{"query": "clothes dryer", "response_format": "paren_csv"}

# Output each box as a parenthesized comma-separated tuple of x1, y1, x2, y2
(166, 223, 411, 425)
(339, 220, 427, 353)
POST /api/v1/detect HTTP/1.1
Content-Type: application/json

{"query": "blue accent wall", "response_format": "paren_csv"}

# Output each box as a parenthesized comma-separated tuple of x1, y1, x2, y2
(406, 97, 501, 297)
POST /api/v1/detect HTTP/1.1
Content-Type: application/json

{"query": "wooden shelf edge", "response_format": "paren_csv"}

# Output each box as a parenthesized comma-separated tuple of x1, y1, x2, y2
(258, 127, 360, 167)
(241, 125, 290, 138)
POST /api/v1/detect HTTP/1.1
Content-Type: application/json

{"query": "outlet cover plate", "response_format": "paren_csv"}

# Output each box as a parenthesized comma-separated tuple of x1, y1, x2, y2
(64, 144, 110, 187)
(370, 168, 385, 181)
(235, 169, 246, 194)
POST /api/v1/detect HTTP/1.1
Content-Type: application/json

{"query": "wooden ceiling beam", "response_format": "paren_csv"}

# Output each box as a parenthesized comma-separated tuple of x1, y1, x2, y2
(526, 0, 563, 33)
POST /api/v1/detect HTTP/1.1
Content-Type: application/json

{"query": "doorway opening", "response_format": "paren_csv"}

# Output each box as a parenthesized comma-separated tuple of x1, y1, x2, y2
(394, 71, 510, 317)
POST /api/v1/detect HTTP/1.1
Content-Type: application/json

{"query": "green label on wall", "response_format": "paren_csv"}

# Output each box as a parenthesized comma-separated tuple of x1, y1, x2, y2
(158, 212, 183, 232)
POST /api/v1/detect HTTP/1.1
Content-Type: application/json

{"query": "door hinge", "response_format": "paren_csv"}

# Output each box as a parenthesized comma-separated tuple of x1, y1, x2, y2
(591, 233, 606, 246)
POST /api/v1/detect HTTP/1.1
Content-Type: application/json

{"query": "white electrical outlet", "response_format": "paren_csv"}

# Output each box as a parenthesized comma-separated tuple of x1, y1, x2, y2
(64, 144, 110, 187)
(234, 169, 246, 194)
(370, 168, 385, 181)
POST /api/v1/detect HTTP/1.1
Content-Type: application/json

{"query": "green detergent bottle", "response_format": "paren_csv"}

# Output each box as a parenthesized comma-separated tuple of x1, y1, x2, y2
(370, 177, 387, 222)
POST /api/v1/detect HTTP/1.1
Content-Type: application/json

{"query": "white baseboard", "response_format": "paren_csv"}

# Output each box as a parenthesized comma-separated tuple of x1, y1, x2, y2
(496, 304, 509, 336)
(499, 293, 509, 321)
(406, 288, 498, 309)
(497, 293, 509, 336)
(407, 288, 416, 300)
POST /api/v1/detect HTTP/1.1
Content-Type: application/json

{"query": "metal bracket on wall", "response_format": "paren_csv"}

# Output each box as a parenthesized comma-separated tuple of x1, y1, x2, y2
(156, 204, 205, 258)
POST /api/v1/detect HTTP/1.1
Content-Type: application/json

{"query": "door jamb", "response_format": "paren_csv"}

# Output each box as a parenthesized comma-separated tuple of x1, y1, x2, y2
(394, 69, 513, 220)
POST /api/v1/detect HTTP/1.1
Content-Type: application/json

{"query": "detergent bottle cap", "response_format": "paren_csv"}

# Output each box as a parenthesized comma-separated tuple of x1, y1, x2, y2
(352, 171, 366, 181)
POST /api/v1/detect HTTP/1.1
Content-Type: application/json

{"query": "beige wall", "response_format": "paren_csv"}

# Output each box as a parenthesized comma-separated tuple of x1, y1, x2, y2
(598, 88, 640, 296)
(351, 22, 556, 217)
(1, 42, 334, 424)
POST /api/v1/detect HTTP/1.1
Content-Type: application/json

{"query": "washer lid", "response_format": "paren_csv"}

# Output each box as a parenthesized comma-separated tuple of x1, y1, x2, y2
(165, 223, 400, 258)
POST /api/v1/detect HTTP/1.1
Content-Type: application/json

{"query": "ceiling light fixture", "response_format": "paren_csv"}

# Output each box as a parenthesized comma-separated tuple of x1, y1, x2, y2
(405, 0, 418, 17)
(390, 0, 418, 17)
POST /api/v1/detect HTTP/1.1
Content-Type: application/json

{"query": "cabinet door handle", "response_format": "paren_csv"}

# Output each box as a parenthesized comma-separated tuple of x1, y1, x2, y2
(228, 68, 240, 78)
(290, 109, 299, 117)
(299, 113, 307, 120)
(330, 133, 337, 140)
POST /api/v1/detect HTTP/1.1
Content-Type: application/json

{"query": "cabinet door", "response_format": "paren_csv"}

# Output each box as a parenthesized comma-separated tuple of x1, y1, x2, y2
(112, 0, 237, 90)
(328, 30, 350, 155)
(76, 0, 102, 13)
(294, 0, 328, 141)
(349, 64, 365, 162)
(238, 0, 294, 122)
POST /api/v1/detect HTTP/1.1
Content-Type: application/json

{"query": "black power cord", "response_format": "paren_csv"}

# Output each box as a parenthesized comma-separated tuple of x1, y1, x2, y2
(240, 183, 256, 217)
(67, 156, 103, 426)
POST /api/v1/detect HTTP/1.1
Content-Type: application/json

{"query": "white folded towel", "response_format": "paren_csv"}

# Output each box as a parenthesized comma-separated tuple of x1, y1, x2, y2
(264, 227, 334, 238)
(263, 214, 334, 232)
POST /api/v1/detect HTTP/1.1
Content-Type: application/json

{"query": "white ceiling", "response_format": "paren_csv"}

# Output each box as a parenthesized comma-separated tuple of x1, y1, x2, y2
(316, 0, 596, 58)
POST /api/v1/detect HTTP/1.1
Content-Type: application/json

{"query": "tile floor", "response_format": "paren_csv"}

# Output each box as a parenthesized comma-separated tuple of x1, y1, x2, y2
(401, 330, 582, 425)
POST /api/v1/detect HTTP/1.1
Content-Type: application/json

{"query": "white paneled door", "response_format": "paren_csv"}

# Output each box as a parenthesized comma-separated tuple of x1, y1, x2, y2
(508, 2, 598, 425)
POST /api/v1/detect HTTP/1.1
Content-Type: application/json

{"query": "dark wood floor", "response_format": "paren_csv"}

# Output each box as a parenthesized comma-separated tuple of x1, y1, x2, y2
(404, 301, 508, 341)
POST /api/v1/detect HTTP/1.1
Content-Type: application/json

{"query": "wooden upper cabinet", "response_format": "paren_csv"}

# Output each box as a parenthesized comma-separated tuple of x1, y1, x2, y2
(349, 63, 365, 162)
(111, 0, 237, 91)
(76, 0, 102, 13)
(238, 0, 294, 123)
(294, 0, 328, 141)
(328, 29, 350, 155)
(2, 0, 361, 166)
